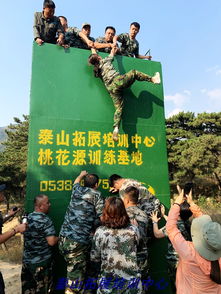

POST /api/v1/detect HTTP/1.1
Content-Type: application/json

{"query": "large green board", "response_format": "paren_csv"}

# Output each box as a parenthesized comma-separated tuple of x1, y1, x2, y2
(26, 43, 171, 293)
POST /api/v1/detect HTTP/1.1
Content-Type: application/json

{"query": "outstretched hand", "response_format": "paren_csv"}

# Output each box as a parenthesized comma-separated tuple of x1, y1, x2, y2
(186, 189, 194, 205)
(150, 210, 161, 223)
(174, 185, 185, 205)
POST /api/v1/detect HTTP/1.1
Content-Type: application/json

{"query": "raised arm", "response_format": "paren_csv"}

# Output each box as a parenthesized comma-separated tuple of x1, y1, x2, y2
(74, 170, 88, 184)
(166, 190, 195, 260)
(109, 46, 118, 57)
(186, 189, 203, 218)
(150, 210, 165, 239)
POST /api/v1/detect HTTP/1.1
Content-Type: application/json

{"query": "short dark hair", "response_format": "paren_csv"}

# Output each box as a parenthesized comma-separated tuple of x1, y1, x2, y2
(101, 197, 130, 229)
(105, 26, 116, 34)
(180, 201, 193, 221)
(130, 22, 140, 30)
(58, 16, 67, 21)
(108, 174, 122, 187)
(34, 194, 47, 206)
(84, 174, 99, 188)
(43, 0, 56, 9)
(124, 186, 139, 204)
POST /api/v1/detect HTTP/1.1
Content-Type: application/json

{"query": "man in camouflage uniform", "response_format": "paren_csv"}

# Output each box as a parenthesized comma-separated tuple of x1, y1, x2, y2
(122, 187, 150, 291)
(59, 171, 104, 294)
(58, 17, 94, 49)
(109, 174, 161, 218)
(33, 1, 64, 46)
(21, 194, 58, 294)
(88, 47, 160, 141)
(113, 22, 152, 60)
(68, 23, 95, 50)
(94, 26, 118, 53)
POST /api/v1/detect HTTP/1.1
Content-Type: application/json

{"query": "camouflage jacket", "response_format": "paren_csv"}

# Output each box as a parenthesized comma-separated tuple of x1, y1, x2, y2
(125, 206, 148, 242)
(117, 33, 139, 57)
(95, 36, 113, 53)
(69, 32, 95, 49)
(163, 220, 192, 265)
(33, 12, 64, 44)
(91, 225, 141, 281)
(126, 206, 149, 264)
(65, 27, 80, 47)
(23, 212, 56, 264)
(119, 179, 160, 218)
(59, 183, 104, 244)
(99, 55, 119, 86)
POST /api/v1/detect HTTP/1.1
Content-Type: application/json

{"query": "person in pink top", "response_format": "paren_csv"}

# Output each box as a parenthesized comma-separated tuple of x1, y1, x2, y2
(166, 187, 221, 294)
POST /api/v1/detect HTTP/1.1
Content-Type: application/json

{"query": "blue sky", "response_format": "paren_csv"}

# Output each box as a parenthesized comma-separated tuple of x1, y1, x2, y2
(0, 0, 220, 126)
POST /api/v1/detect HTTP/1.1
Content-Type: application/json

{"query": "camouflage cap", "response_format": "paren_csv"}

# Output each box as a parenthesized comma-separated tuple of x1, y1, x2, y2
(82, 22, 91, 29)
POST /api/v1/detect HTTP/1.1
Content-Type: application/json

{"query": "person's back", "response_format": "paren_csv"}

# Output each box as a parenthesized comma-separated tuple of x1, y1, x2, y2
(93, 225, 139, 279)
(59, 171, 104, 293)
(23, 211, 55, 264)
(91, 196, 141, 293)
(59, 182, 103, 243)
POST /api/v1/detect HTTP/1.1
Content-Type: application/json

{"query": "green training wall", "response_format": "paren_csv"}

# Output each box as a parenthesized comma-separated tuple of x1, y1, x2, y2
(26, 43, 171, 293)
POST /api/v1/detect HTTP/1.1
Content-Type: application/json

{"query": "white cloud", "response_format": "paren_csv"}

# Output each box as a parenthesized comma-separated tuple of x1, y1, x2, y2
(207, 88, 221, 100)
(183, 90, 191, 96)
(166, 108, 183, 118)
(216, 70, 221, 76)
(205, 65, 221, 76)
(206, 65, 219, 72)
(201, 88, 207, 94)
(165, 91, 190, 108)
(202, 88, 221, 108)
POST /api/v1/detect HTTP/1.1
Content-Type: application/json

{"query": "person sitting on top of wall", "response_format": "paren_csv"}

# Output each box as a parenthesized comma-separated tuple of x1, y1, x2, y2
(113, 22, 152, 60)
(33, 0, 64, 46)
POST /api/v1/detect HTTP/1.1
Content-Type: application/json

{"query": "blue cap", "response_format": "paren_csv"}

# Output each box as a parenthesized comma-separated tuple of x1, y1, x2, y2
(0, 184, 6, 192)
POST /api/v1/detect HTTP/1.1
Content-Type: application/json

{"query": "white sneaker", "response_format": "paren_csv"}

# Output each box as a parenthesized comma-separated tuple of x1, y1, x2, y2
(112, 127, 119, 142)
(152, 72, 161, 84)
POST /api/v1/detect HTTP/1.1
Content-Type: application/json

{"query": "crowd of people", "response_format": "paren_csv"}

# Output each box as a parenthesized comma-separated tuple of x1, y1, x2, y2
(1, 172, 221, 294)
(33, 1, 152, 59)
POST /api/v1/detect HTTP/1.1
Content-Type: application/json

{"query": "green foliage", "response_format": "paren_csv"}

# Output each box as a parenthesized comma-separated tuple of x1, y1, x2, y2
(0, 127, 7, 152)
(166, 112, 221, 196)
(0, 116, 29, 200)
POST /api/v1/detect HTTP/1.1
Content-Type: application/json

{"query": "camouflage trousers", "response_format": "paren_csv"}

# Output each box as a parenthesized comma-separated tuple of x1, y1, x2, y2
(59, 237, 90, 293)
(21, 259, 53, 294)
(106, 70, 152, 128)
(96, 274, 142, 294)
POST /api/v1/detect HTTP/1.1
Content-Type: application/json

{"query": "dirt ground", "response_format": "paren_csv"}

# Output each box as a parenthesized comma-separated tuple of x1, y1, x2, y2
(0, 261, 21, 294)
